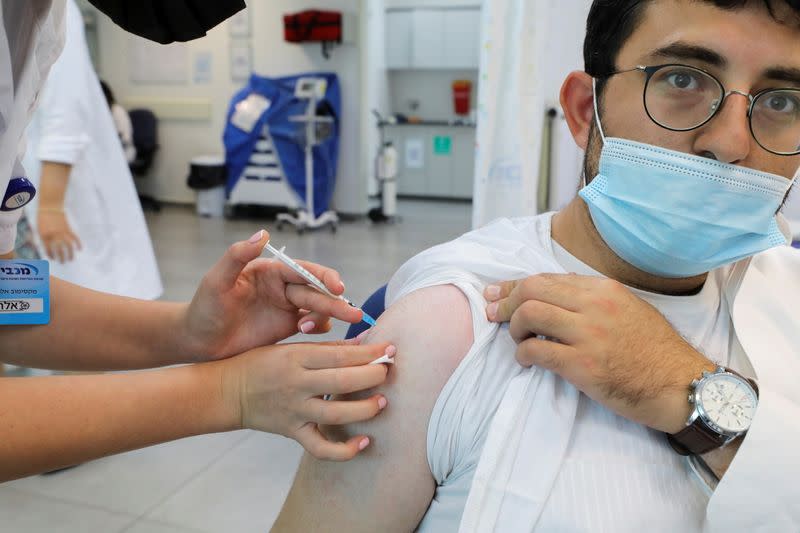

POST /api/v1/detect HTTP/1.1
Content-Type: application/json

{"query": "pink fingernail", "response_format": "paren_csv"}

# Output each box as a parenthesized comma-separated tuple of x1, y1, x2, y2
(486, 285, 501, 301)
(339, 280, 346, 291)
(358, 437, 370, 451)
(300, 321, 315, 334)
(248, 230, 264, 244)
(378, 397, 388, 410)
(384, 345, 397, 358)
(487, 302, 498, 320)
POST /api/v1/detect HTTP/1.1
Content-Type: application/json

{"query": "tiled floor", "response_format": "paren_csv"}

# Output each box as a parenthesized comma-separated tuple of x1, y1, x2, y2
(1, 199, 471, 532)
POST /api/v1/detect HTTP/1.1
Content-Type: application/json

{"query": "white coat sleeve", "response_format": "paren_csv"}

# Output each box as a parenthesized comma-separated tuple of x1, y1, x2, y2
(34, 4, 90, 166)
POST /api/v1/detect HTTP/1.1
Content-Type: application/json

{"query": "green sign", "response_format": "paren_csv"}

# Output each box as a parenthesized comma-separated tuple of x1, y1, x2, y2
(433, 136, 452, 155)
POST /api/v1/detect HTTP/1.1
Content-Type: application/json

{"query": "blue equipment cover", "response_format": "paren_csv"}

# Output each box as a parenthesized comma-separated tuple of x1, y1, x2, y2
(223, 72, 341, 216)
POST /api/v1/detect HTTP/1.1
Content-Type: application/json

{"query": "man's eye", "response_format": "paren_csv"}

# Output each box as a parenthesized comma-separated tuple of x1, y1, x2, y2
(763, 94, 798, 114)
(666, 72, 700, 90)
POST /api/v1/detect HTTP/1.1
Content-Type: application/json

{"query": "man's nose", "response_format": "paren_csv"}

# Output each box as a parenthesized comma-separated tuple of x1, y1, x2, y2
(693, 91, 753, 164)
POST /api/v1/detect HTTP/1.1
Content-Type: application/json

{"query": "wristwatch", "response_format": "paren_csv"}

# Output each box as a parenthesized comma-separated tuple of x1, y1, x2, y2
(668, 366, 759, 456)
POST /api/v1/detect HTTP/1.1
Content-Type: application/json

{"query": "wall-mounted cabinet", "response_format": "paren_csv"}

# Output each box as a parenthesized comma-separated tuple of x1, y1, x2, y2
(386, 11, 413, 68)
(386, 8, 481, 70)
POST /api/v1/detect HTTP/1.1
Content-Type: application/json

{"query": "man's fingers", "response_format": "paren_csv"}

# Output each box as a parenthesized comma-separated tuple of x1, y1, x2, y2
(295, 424, 371, 461)
(301, 343, 393, 369)
(508, 300, 579, 344)
(209, 229, 270, 288)
(484, 279, 520, 302)
(305, 394, 387, 425)
(286, 284, 362, 324)
(487, 274, 592, 323)
(515, 336, 575, 372)
(303, 364, 389, 396)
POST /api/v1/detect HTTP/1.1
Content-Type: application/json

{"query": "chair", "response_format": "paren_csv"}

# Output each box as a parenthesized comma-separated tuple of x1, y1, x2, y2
(345, 284, 388, 340)
(129, 108, 161, 212)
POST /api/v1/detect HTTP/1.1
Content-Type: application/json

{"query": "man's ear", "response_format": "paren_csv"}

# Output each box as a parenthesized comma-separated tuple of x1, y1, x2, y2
(560, 71, 596, 151)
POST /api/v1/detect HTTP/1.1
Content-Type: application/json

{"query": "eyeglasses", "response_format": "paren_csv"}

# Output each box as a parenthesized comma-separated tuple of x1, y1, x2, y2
(599, 64, 800, 156)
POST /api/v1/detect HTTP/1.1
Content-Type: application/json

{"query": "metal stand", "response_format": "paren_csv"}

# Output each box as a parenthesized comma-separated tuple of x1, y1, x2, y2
(277, 83, 338, 234)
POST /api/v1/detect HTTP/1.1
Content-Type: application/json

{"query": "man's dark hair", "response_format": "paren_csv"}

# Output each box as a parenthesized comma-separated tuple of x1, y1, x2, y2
(585, 0, 800, 89)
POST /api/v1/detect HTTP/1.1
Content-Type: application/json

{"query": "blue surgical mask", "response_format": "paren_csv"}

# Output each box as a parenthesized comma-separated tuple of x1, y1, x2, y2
(579, 81, 794, 279)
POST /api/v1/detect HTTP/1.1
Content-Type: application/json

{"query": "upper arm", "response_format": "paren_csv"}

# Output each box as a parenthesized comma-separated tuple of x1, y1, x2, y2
(272, 284, 474, 532)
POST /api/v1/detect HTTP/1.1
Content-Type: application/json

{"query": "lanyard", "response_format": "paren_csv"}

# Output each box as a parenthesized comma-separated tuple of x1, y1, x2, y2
(1, 176, 35, 211)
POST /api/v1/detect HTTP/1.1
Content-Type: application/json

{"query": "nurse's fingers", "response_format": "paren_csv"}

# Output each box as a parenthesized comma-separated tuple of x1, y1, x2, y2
(64, 232, 81, 262)
(297, 312, 334, 335)
(295, 260, 345, 295)
(302, 364, 389, 396)
(43, 240, 57, 262)
(52, 240, 67, 264)
(305, 394, 388, 426)
(301, 342, 393, 370)
(294, 424, 372, 461)
(210, 229, 270, 288)
(286, 284, 362, 324)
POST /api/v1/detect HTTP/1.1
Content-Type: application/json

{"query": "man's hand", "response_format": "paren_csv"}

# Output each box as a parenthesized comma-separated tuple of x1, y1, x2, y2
(485, 274, 715, 433)
(37, 209, 81, 263)
(182, 229, 365, 361)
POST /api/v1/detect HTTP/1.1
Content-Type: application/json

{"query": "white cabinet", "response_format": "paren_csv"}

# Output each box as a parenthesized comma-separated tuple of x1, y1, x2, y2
(410, 10, 446, 69)
(387, 8, 481, 70)
(386, 11, 413, 69)
(384, 125, 475, 200)
(443, 9, 481, 69)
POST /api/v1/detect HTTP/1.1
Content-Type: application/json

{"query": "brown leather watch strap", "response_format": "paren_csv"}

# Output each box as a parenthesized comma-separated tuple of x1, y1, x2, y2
(668, 421, 730, 456)
(667, 367, 758, 456)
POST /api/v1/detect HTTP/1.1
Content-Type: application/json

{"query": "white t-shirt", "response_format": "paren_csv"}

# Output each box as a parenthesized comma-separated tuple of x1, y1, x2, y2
(387, 212, 752, 532)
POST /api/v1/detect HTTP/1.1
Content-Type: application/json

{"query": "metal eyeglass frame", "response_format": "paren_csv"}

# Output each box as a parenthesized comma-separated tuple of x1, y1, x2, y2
(598, 63, 800, 156)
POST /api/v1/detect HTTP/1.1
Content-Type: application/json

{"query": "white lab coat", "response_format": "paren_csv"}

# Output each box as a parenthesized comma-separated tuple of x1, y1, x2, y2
(0, 0, 65, 253)
(24, 0, 162, 299)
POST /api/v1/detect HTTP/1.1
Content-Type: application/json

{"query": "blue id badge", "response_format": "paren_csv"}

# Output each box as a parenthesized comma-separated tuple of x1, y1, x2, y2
(0, 260, 50, 325)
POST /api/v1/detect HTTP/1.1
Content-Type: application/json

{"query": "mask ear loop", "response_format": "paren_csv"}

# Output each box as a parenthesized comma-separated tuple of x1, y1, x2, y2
(592, 78, 607, 143)
(583, 79, 608, 188)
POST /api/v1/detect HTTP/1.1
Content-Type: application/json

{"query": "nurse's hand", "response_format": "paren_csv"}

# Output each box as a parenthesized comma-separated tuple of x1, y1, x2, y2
(183, 229, 364, 361)
(37, 209, 82, 263)
(484, 274, 716, 434)
(222, 339, 395, 460)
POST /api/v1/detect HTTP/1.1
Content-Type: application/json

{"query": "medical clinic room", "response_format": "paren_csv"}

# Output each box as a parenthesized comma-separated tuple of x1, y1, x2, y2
(2, 0, 800, 531)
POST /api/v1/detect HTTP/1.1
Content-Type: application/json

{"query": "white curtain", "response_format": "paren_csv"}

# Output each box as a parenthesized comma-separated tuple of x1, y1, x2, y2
(472, 0, 592, 229)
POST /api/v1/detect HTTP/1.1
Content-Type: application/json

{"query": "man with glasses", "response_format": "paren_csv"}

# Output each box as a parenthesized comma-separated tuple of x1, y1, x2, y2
(274, 1, 800, 531)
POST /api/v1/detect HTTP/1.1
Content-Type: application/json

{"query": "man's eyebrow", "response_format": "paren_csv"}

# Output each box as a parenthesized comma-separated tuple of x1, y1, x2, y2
(647, 42, 727, 68)
(763, 67, 800, 87)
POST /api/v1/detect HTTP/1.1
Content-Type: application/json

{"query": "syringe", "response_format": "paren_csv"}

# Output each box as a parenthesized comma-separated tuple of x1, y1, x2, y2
(263, 241, 377, 328)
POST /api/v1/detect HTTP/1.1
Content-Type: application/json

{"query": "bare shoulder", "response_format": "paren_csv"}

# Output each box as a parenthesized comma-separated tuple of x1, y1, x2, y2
(272, 284, 474, 532)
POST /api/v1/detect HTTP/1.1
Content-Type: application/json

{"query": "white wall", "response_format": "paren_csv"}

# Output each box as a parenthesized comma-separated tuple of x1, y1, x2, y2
(94, 1, 369, 214)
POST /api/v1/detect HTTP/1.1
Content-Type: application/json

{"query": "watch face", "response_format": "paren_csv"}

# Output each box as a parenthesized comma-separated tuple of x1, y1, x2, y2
(697, 374, 758, 433)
